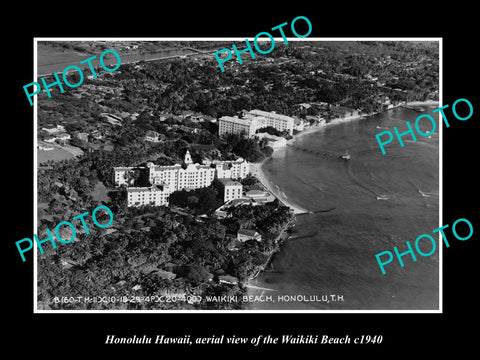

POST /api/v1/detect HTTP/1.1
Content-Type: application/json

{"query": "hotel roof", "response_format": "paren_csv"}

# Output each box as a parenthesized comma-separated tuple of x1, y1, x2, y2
(219, 116, 254, 126)
(219, 179, 242, 187)
(247, 109, 294, 121)
(127, 185, 166, 193)
(152, 164, 182, 171)
(152, 163, 213, 171)
(214, 163, 231, 170)
(212, 157, 246, 164)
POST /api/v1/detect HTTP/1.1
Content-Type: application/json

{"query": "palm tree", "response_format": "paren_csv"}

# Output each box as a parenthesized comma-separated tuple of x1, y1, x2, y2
(85, 268, 96, 283)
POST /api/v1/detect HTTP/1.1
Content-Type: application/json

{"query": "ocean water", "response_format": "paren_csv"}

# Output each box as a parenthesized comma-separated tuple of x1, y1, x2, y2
(250, 107, 440, 310)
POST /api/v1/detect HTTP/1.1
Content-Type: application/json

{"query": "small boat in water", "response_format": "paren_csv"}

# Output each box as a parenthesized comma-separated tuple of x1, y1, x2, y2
(341, 149, 350, 161)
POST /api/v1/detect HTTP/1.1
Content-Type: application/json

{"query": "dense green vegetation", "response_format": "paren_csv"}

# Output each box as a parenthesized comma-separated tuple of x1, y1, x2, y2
(37, 202, 293, 310)
(36, 40, 438, 310)
(38, 41, 438, 130)
(112, 41, 438, 117)
(169, 185, 223, 214)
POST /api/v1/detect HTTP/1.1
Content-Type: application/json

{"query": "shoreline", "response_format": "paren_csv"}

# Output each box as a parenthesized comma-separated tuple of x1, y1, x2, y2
(404, 100, 439, 107)
(250, 99, 441, 214)
(249, 112, 366, 215)
(245, 100, 440, 306)
(250, 157, 309, 215)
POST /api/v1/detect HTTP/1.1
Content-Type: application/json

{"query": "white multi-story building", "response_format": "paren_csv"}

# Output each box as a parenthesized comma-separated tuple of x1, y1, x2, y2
(148, 151, 216, 191)
(219, 110, 294, 138)
(148, 163, 216, 190)
(116, 150, 234, 207)
(213, 163, 232, 179)
(218, 116, 258, 137)
(211, 157, 249, 180)
(114, 167, 134, 187)
(219, 179, 243, 203)
(247, 109, 294, 135)
(127, 184, 173, 207)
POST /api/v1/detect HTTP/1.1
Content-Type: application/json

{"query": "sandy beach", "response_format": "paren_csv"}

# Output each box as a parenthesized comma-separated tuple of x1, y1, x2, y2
(250, 159, 309, 215)
(249, 115, 364, 215)
(405, 100, 439, 107)
(249, 99, 440, 217)
(245, 101, 441, 308)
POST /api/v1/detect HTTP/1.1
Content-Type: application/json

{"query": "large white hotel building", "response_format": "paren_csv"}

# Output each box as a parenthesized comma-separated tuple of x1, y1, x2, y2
(114, 151, 249, 207)
(218, 109, 294, 138)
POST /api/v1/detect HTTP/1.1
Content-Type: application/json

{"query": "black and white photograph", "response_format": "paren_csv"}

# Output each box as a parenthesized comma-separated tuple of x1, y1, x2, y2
(33, 38, 440, 312)
(6, 6, 478, 356)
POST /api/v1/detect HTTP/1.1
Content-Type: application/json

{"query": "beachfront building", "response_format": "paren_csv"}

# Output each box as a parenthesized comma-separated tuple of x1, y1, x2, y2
(210, 158, 250, 180)
(219, 110, 294, 138)
(330, 105, 359, 118)
(218, 116, 259, 137)
(213, 185, 275, 218)
(246, 109, 294, 135)
(148, 162, 216, 190)
(244, 189, 275, 204)
(115, 150, 250, 207)
(218, 179, 243, 203)
(147, 151, 216, 190)
(212, 163, 232, 179)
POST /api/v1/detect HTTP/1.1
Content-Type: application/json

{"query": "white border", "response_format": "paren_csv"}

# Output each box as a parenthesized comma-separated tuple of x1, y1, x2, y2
(33, 37, 39, 313)
(33, 37, 442, 314)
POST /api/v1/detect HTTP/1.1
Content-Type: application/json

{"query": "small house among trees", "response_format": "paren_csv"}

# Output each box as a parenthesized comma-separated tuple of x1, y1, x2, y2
(237, 228, 262, 242)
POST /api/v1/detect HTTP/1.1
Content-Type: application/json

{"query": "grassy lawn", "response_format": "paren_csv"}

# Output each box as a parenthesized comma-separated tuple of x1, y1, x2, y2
(38, 41, 199, 75)
(91, 181, 109, 203)
(37, 148, 75, 164)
